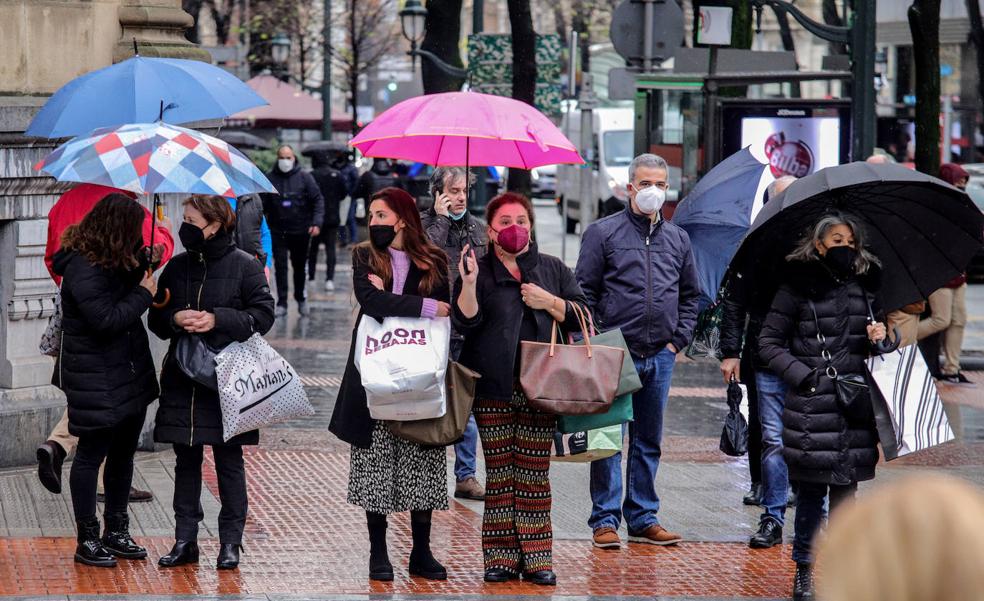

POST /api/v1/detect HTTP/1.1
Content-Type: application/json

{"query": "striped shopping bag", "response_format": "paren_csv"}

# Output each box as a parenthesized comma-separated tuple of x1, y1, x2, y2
(867, 344, 955, 460)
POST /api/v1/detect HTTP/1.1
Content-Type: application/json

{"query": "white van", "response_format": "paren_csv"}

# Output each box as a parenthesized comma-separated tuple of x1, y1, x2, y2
(556, 107, 635, 233)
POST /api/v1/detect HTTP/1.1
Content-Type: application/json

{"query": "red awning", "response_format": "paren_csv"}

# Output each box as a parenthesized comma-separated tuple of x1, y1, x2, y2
(227, 75, 351, 131)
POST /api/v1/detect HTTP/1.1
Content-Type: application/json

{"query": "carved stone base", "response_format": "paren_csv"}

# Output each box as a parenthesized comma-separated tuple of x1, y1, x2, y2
(115, 1, 211, 63)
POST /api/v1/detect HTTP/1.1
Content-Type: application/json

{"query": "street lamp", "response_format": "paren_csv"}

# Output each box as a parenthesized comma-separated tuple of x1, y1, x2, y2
(271, 33, 291, 67)
(398, 0, 468, 78)
(399, 0, 427, 69)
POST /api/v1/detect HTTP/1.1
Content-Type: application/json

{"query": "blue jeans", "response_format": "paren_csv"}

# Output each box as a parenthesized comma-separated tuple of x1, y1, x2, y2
(755, 369, 789, 526)
(792, 481, 856, 564)
(589, 348, 675, 533)
(454, 415, 479, 481)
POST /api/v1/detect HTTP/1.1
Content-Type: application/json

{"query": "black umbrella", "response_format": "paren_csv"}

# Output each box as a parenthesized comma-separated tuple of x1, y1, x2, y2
(731, 161, 983, 312)
(301, 141, 351, 158)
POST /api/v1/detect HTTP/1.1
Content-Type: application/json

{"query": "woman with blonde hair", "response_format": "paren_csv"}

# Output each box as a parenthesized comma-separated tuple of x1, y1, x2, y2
(816, 473, 984, 601)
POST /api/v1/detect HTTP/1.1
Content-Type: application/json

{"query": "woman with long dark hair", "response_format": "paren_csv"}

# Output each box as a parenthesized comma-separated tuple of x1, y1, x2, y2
(758, 212, 888, 601)
(150, 195, 275, 570)
(329, 187, 452, 582)
(453, 192, 588, 586)
(53, 193, 159, 567)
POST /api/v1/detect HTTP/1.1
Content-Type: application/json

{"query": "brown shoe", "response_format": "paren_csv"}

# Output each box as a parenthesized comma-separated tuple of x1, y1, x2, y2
(628, 524, 682, 546)
(592, 527, 621, 549)
(453, 476, 486, 501)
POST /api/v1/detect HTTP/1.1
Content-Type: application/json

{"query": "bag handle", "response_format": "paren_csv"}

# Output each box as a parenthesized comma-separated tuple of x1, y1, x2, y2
(548, 301, 592, 358)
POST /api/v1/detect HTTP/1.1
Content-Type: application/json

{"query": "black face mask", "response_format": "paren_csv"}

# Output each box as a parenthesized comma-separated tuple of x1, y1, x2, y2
(823, 245, 858, 275)
(369, 225, 397, 250)
(179, 222, 207, 252)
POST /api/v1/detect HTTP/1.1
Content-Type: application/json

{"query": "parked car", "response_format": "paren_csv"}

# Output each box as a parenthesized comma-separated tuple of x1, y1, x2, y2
(960, 163, 984, 282)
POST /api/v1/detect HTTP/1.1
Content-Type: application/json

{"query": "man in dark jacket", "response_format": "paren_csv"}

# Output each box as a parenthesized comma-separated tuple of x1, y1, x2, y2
(719, 175, 796, 549)
(575, 153, 700, 549)
(351, 158, 400, 231)
(263, 145, 324, 316)
(420, 167, 488, 502)
(308, 153, 349, 292)
(333, 151, 360, 246)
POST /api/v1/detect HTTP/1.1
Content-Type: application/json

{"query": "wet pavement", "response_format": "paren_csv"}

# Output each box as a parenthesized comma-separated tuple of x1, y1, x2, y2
(0, 203, 981, 600)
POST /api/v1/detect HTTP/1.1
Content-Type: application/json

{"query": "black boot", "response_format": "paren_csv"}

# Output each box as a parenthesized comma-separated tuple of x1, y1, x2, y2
(748, 518, 782, 549)
(408, 510, 446, 580)
(102, 512, 147, 559)
(74, 517, 116, 567)
(217, 543, 240, 570)
(37, 441, 66, 494)
(366, 512, 393, 581)
(793, 562, 815, 601)
(158, 540, 199, 568)
(743, 482, 763, 506)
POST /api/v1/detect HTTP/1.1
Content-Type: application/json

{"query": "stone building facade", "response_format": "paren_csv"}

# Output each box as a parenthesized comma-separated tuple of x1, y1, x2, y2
(0, 0, 207, 466)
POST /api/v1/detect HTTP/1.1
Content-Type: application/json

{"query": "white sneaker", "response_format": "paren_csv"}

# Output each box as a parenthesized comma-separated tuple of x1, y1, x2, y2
(325, 280, 335, 292)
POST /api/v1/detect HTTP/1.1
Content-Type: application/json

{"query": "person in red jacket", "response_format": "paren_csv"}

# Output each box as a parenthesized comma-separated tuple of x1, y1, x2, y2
(44, 184, 174, 284)
(37, 183, 175, 501)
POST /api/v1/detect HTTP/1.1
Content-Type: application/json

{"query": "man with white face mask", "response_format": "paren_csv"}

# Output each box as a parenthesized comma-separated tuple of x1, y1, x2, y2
(575, 153, 700, 550)
(263, 145, 325, 317)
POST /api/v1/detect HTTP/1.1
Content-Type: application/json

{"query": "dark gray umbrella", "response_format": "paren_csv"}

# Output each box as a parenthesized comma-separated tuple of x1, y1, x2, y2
(301, 141, 351, 157)
(731, 161, 984, 311)
(216, 130, 268, 149)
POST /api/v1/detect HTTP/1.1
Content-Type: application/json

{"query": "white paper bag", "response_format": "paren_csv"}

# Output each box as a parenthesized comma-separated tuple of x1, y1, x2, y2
(355, 315, 450, 421)
(867, 344, 954, 459)
(214, 333, 314, 441)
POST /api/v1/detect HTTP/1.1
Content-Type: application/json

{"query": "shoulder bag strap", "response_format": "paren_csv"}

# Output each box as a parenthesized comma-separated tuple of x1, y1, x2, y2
(808, 299, 837, 378)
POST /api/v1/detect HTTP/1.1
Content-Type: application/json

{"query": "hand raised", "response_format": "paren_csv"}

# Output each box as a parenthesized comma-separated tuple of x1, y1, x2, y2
(458, 244, 478, 285)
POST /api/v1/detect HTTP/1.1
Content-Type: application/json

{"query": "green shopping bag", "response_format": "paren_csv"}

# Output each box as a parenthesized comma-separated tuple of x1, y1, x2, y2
(557, 392, 633, 434)
(550, 424, 623, 463)
(570, 326, 641, 398)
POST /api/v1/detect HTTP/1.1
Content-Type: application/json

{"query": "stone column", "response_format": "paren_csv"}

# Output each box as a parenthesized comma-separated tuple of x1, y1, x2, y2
(115, 0, 211, 63)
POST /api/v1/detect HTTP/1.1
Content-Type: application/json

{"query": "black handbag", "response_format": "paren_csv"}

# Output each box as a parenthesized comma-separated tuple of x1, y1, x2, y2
(808, 300, 869, 416)
(719, 379, 749, 457)
(175, 334, 221, 390)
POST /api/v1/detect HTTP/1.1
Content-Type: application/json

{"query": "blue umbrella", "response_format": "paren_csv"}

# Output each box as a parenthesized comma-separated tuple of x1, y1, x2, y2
(26, 56, 267, 139)
(672, 147, 768, 309)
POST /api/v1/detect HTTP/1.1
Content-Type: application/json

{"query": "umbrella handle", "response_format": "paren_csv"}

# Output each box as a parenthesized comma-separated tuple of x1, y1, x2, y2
(872, 325, 902, 354)
(152, 287, 171, 310)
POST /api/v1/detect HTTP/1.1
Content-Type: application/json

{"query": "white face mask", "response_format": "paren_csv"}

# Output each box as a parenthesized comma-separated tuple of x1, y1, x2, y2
(278, 158, 295, 172)
(633, 184, 666, 215)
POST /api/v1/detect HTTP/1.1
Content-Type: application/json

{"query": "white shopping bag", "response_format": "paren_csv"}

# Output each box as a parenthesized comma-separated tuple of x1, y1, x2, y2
(339, 196, 352, 226)
(214, 333, 314, 441)
(867, 344, 954, 459)
(355, 315, 450, 421)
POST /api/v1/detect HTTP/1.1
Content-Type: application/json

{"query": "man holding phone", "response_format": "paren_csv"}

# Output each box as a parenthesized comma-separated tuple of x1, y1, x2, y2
(420, 167, 488, 501)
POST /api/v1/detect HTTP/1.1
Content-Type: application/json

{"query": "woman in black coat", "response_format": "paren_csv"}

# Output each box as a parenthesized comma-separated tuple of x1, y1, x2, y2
(757, 212, 888, 601)
(453, 193, 589, 587)
(328, 188, 451, 582)
(149, 195, 275, 571)
(54, 193, 159, 568)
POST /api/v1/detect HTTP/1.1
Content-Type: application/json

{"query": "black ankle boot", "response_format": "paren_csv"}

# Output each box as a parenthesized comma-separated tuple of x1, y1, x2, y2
(75, 517, 116, 567)
(158, 540, 199, 568)
(217, 543, 240, 569)
(408, 511, 447, 580)
(793, 562, 815, 600)
(367, 512, 393, 581)
(102, 512, 147, 559)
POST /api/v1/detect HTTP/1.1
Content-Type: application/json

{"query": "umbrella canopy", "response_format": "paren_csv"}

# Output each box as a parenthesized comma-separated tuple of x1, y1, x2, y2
(217, 130, 269, 150)
(349, 91, 582, 169)
(36, 122, 276, 198)
(672, 147, 769, 308)
(26, 57, 267, 139)
(731, 161, 984, 311)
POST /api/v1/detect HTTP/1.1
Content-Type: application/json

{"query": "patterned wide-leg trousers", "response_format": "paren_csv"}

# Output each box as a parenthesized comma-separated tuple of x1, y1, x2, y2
(473, 386, 557, 574)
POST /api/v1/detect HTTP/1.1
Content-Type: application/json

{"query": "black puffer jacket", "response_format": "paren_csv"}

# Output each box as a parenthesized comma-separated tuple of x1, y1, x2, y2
(149, 230, 275, 446)
(452, 243, 589, 401)
(263, 164, 325, 234)
(233, 194, 268, 266)
(758, 259, 882, 485)
(53, 250, 159, 436)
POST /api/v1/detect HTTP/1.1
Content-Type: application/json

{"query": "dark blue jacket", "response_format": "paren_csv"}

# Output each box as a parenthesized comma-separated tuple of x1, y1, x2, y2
(575, 208, 701, 358)
(262, 164, 325, 235)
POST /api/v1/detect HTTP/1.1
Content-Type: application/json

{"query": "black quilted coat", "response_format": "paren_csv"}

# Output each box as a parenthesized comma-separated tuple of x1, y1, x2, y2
(149, 230, 275, 446)
(53, 250, 159, 436)
(757, 259, 882, 485)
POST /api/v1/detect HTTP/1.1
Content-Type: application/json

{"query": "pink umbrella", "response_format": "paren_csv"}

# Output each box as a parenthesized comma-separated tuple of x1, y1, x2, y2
(349, 92, 582, 169)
